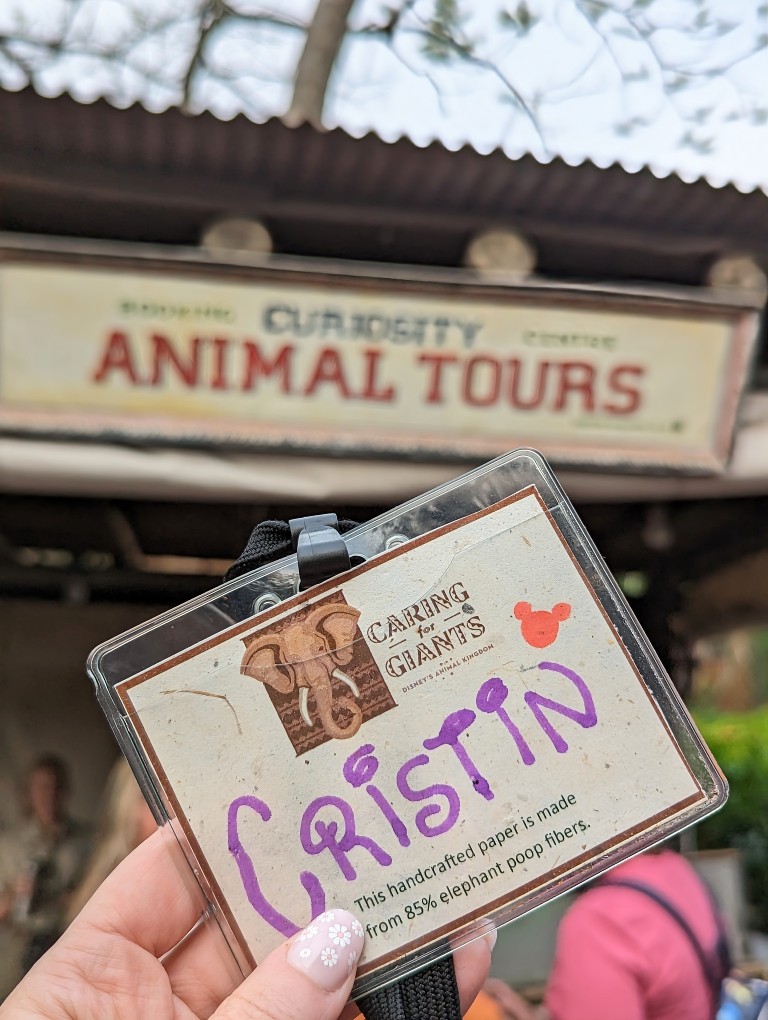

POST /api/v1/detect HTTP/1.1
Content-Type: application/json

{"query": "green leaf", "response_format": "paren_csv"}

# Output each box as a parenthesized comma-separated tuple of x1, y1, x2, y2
(666, 74, 690, 92)
(422, 0, 465, 62)
(691, 106, 713, 124)
(498, 1, 537, 34)
(694, 707, 768, 931)
(579, 0, 606, 22)
(422, 37, 453, 61)
(680, 131, 715, 154)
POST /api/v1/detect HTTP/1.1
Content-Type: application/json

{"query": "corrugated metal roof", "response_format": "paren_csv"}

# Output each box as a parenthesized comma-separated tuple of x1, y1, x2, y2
(2, 86, 768, 284)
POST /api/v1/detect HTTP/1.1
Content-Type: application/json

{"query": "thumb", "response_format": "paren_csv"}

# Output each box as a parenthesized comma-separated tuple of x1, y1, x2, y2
(212, 909, 364, 1020)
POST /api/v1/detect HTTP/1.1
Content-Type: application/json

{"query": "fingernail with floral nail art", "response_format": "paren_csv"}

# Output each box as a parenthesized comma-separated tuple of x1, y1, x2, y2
(287, 909, 365, 992)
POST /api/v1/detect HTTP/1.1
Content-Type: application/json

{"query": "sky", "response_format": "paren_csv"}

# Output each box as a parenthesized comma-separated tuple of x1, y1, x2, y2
(0, 0, 767, 192)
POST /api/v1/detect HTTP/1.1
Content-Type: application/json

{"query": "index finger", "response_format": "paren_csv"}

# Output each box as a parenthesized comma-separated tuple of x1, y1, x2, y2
(74, 826, 208, 958)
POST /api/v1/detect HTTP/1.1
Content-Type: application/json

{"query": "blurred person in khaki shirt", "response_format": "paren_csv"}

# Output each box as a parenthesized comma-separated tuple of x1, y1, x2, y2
(0, 756, 90, 997)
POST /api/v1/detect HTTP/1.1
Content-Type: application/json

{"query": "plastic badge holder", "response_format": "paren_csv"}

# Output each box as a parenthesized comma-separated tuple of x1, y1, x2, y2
(88, 449, 726, 998)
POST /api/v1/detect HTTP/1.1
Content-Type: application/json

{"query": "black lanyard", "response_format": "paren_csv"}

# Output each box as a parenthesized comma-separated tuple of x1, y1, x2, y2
(359, 956, 461, 1020)
(227, 517, 464, 1020)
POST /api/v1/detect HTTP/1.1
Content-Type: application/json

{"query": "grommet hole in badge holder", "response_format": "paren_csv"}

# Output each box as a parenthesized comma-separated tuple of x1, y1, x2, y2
(252, 592, 282, 614)
(385, 533, 409, 550)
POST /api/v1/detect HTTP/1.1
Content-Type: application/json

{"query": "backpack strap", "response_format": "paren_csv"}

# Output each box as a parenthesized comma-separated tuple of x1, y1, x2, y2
(601, 878, 729, 1017)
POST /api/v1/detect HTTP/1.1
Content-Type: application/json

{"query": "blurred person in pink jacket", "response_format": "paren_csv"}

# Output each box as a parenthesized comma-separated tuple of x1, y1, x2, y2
(544, 847, 727, 1020)
(494, 847, 728, 1020)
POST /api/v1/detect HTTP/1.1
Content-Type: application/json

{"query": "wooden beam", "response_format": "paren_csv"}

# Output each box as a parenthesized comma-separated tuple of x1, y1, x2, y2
(0, 152, 755, 259)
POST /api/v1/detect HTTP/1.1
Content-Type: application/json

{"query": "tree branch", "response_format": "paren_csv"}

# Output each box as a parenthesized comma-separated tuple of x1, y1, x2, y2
(284, 0, 356, 127)
(398, 22, 548, 152)
(219, 4, 306, 33)
(0, 38, 36, 84)
(0, 0, 764, 155)
(180, 1, 229, 111)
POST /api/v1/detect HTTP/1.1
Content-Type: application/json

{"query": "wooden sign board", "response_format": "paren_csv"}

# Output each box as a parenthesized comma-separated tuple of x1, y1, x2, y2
(0, 239, 759, 471)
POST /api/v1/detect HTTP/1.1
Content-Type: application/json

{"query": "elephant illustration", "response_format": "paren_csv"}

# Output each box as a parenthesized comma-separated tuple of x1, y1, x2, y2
(241, 603, 364, 740)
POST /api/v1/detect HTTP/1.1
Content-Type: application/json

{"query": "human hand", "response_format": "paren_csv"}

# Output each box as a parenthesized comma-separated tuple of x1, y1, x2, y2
(0, 827, 493, 1020)
(483, 977, 538, 1020)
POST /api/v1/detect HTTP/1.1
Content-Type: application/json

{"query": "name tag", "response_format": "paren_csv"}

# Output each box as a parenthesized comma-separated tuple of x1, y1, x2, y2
(93, 452, 725, 996)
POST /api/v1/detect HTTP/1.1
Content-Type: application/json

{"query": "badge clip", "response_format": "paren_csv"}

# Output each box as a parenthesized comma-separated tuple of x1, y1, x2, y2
(289, 513, 352, 590)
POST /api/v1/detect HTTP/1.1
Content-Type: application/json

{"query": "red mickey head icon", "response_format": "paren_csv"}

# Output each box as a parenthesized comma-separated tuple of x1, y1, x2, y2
(514, 601, 571, 648)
